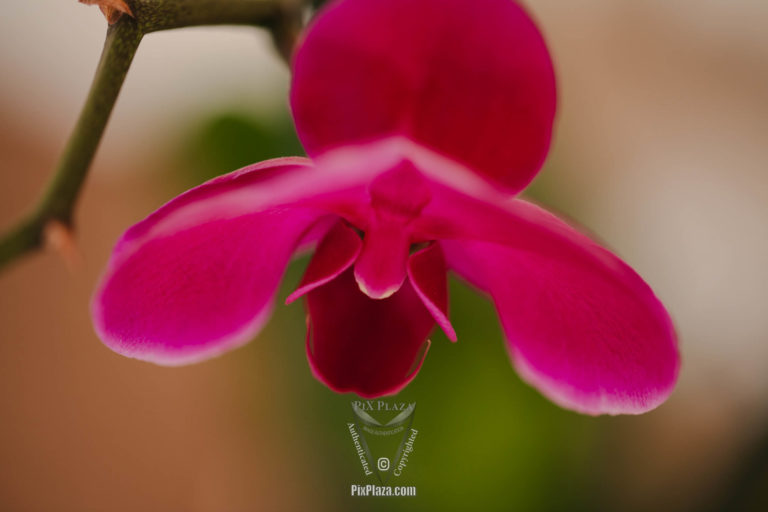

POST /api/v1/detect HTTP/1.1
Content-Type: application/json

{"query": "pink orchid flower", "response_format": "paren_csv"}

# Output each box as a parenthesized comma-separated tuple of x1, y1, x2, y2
(92, 0, 679, 415)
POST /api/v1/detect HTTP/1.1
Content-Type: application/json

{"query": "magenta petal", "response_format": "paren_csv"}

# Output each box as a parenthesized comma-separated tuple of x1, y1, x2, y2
(407, 243, 456, 342)
(287, 221, 362, 304)
(92, 158, 332, 365)
(306, 268, 434, 398)
(291, 0, 556, 192)
(119, 157, 312, 245)
(441, 201, 679, 415)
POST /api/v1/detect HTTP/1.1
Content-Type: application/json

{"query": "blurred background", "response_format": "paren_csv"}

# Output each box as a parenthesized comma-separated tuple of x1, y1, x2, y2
(1, 0, 767, 510)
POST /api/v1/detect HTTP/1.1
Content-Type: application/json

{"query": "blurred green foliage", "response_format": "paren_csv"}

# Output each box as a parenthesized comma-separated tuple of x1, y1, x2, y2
(177, 109, 305, 185)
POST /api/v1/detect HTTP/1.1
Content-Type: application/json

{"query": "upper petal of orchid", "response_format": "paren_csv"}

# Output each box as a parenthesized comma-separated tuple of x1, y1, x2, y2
(305, 268, 434, 398)
(291, 0, 556, 193)
(439, 201, 679, 416)
(92, 157, 363, 365)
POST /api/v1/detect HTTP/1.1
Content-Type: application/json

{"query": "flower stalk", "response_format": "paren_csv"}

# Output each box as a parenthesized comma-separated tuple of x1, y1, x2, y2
(0, 0, 302, 272)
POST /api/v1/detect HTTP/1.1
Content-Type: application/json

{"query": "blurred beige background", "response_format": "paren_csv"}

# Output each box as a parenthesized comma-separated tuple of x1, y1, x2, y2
(1, 0, 767, 510)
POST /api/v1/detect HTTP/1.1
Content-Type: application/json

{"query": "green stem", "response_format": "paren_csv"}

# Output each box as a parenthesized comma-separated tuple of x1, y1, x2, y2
(0, 0, 302, 273)
(0, 17, 141, 271)
(136, 0, 282, 32)
(44, 20, 143, 226)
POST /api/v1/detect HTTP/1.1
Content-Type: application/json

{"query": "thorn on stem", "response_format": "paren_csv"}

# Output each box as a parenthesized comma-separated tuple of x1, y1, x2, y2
(78, 0, 134, 25)
(44, 220, 81, 272)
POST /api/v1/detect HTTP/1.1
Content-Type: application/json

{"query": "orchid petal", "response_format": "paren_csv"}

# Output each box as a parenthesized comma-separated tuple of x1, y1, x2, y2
(291, 0, 556, 192)
(305, 268, 434, 398)
(93, 158, 340, 365)
(440, 201, 679, 415)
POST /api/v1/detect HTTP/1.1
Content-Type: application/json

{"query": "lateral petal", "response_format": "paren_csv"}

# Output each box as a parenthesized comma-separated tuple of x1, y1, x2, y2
(93, 158, 336, 365)
(440, 201, 679, 415)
